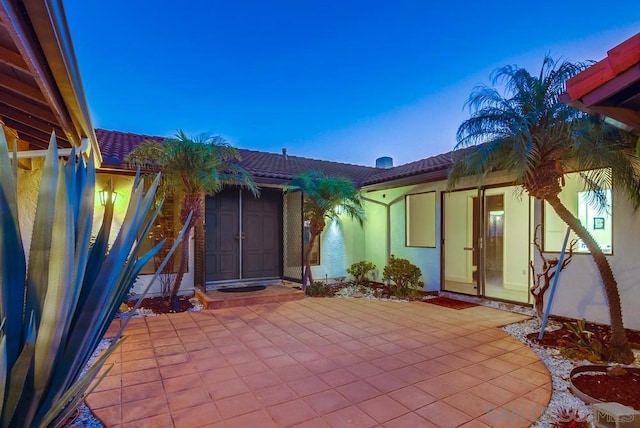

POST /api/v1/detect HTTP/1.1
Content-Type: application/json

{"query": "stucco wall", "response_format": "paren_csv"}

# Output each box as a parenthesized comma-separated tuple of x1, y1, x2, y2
(362, 201, 387, 281)
(17, 159, 43, 260)
(362, 182, 445, 292)
(16, 165, 193, 299)
(354, 172, 640, 330)
(96, 173, 195, 297)
(541, 190, 640, 330)
(310, 213, 366, 281)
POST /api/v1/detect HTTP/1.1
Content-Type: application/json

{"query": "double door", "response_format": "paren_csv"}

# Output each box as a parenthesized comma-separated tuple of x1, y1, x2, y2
(204, 188, 282, 283)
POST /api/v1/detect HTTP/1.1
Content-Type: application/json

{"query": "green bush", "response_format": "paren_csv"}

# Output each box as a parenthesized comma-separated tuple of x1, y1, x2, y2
(0, 132, 187, 427)
(305, 281, 334, 297)
(382, 256, 424, 299)
(346, 261, 376, 285)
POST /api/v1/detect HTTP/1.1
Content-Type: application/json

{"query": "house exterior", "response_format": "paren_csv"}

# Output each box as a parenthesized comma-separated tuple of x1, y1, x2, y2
(95, 33, 640, 331)
(3, 2, 639, 332)
(96, 111, 640, 332)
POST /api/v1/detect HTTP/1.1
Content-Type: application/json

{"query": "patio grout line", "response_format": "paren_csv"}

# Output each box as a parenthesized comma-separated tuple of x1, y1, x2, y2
(98, 299, 548, 427)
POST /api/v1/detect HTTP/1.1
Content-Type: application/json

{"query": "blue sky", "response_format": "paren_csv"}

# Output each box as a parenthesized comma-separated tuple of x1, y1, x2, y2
(66, 1, 639, 167)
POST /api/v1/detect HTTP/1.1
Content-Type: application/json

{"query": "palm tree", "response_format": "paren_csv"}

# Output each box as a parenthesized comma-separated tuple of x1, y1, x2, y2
(287, 171, 365, 290)
(448, 56, 640, 364)
(127, 131, 258, 303)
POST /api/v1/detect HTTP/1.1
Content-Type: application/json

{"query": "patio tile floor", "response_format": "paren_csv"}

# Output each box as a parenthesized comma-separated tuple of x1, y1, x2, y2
(90, 298, 551, 427)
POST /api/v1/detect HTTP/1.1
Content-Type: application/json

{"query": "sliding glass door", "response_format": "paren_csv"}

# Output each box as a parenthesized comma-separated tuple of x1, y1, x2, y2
(443, 189, 480, 296)
(442, 186, 531, 304)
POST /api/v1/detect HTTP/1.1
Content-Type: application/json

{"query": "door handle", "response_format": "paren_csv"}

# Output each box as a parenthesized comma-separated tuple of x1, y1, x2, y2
(235, 233, 246, 240)
(463, 247, 474, 251)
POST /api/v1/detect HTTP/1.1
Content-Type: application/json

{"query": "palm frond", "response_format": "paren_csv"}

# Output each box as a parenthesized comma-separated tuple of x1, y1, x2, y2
(126, 130, 257, 199)
(287, 170, 365, 229)
(448, 55, 638, 205)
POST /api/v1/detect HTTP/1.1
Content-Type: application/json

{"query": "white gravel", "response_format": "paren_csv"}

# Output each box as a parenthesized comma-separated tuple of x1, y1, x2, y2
(502, 318, 640, 427)
(334, 284, 416, 303)
(66, 339, 113, 428)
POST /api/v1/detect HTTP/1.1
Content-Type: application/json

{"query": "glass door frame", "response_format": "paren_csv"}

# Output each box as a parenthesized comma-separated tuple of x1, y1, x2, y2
(441, 185, 532, 304)
(441, 187, 483, 297)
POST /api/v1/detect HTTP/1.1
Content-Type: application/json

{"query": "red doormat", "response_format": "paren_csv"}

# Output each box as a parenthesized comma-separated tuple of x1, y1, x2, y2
(423, 297, 479, 310)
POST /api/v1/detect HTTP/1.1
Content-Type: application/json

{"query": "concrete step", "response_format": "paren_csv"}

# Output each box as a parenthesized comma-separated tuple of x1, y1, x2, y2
(195, 285, 305, 309)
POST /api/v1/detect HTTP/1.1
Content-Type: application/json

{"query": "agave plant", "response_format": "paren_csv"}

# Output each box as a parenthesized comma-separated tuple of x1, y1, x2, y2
(0, 131, 188, 427)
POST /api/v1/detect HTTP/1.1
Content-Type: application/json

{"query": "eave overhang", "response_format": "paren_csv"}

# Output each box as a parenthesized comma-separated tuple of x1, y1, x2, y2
(0, 0, 100, 164)
(562, 32, 640, 136)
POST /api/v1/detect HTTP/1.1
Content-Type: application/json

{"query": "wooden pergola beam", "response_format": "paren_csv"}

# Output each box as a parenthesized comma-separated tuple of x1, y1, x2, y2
(0, 72, 47, 103)
(0, 44, 30, 73)
(0, 87, 57, 123)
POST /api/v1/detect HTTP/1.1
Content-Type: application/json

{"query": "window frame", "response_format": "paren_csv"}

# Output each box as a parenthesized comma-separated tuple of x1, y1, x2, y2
(405, 191, 437, 248)
(542, 170, 614, 256)
(140, 194, 181, 275)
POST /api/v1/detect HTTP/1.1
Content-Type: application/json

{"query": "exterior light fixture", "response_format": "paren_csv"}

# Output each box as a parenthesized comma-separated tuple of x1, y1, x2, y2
(99, 189, 118, 206)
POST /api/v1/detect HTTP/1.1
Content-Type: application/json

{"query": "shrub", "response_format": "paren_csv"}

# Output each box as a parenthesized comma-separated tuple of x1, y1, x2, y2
(382, 256, 424, 299)
(347, 261, 376, 285)
(558, 319, 610, 363)
(305, 281, 334, 297)
(0, 132, 187, 427)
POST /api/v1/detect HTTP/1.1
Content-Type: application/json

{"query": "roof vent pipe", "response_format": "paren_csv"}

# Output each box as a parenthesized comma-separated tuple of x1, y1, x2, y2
(282, 148, 288, 159)
(375, 156, 393, 169)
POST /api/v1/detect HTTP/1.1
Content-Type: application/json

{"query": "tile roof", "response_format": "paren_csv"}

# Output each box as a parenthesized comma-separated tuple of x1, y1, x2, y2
(95, 128, 455, 187)
(562, 32, 640, 135)
(96, 128, 166, 166)
(233, 148, 379, 185)
(364, 151, 453, 185)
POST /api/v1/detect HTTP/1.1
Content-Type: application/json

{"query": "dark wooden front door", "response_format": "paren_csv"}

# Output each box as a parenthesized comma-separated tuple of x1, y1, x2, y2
(243, 188, 281, 278)
(205, 188, 282, 282)
(205, 190, 240, 281)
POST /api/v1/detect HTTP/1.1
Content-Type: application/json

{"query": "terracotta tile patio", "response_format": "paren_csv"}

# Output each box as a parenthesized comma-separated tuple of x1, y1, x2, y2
(90, 298, 551, 427)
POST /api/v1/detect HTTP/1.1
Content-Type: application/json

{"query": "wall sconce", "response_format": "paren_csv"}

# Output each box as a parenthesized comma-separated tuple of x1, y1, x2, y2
(99, 189, 118, 206)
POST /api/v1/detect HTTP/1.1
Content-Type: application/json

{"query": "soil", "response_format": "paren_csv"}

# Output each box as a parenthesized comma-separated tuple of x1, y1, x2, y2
(526, 316, 640, 412)
(572, 370, 640, 410)
(526, 316, 640, 349)
(125, 295, 194, 314)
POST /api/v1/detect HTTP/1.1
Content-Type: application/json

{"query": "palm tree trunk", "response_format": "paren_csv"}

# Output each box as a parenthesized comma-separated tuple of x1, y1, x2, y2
(546, 195, 634, 363)
(302, 233, 317, 291)
(170, 223, 193, 302)
(169, 196, 201, 303)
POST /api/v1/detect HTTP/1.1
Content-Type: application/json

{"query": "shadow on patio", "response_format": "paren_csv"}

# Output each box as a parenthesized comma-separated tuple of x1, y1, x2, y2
(89, 299, 551, 427)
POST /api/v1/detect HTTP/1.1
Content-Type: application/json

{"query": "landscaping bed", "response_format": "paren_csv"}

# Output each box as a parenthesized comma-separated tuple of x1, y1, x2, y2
(117, 295, 203, 317)
(570, 365, 640, 410)
(504, 317, 640, 426)
(306, 280, 429, 301)
(124, 294, 197, 314)
(526, 316, 640, 349)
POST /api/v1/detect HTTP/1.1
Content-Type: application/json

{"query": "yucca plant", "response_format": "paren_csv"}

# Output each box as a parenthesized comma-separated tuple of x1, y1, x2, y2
(0, 130, 187, 427)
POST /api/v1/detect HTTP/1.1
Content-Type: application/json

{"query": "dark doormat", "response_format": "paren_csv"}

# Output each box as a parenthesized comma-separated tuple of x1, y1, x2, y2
(423, 297, 479, 310)
(218, 285, 267, 293)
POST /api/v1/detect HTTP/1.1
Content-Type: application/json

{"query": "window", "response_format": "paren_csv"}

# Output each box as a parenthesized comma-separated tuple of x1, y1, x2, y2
(303, 220, 320, 265)
(140, 196, 180, 274)
(406, 191, 436, 247)
(543, 169, 613, 254)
